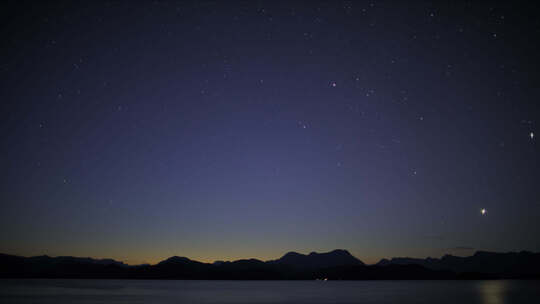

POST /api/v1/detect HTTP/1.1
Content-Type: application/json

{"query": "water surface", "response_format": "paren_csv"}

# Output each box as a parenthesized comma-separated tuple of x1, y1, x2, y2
(1, 279, 538, 304)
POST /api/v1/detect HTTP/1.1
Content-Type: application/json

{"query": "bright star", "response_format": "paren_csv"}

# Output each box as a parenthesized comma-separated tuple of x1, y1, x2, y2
(481, 208, 487, 215)
(531, 132, 534, 140)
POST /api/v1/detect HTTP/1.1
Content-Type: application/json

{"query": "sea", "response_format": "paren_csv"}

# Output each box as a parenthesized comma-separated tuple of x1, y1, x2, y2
(1, 279, 539, 303)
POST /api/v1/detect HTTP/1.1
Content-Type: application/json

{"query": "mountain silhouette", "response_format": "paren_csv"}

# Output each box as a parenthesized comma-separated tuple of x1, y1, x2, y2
(1, 250, 539, 280)
(376, 250, 540, 278)
(269, 249, 364, 269)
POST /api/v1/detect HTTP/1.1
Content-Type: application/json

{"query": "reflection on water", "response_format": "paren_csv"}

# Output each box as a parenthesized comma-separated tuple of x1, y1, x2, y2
(478, 280, 508, 304)
(1, 279, 539, 304)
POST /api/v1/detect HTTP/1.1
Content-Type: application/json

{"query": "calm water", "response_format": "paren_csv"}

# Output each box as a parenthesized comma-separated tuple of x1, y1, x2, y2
(1, 279, 539, 304)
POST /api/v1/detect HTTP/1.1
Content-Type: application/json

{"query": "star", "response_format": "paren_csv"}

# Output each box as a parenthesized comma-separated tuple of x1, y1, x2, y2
(530, 132, 534, 140)
(481, 208, 487, 215)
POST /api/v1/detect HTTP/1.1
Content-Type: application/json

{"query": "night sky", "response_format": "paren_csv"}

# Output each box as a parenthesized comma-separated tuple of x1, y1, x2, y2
(1, 1, 539, 265)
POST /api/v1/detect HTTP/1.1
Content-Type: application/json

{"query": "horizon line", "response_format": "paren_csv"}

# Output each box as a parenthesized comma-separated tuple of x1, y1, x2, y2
(3, 248, 534, 267)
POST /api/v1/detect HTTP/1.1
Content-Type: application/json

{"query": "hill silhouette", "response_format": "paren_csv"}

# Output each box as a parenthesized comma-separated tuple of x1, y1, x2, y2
(1, 250, 539, 280)
(269, 249, 364, 269)
(377, 250, 540, 278)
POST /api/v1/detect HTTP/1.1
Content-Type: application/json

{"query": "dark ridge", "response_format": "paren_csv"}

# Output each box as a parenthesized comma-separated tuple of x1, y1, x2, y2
(157, 256, 195, 265)
(1, 250, 539, 280)
(376, 250, 540, 277)
(269, 249, 364, 269)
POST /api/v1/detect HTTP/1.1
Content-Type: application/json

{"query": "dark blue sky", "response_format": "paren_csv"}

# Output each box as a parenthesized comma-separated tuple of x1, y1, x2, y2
(1, 1, 539, 265)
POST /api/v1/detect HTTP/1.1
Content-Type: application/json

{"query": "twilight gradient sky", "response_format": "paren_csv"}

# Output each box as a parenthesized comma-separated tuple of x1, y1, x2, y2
(1, 1, 539, 265)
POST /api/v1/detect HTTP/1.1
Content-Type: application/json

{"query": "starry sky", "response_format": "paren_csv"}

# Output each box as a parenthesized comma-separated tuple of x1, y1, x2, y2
(1, 1, 539, 265)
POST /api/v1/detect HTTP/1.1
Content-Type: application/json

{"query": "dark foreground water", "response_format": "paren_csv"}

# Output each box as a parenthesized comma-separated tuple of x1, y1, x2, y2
(1, 279, 539, 304)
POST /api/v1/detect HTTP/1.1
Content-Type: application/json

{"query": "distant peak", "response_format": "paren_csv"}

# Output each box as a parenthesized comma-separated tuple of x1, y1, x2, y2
(274, 249, 364, 267)
(281, 251, 302, 258)
(330, 249, 352, 255)
(159, 256, 192, 264)
(281, 249, 354, 259)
